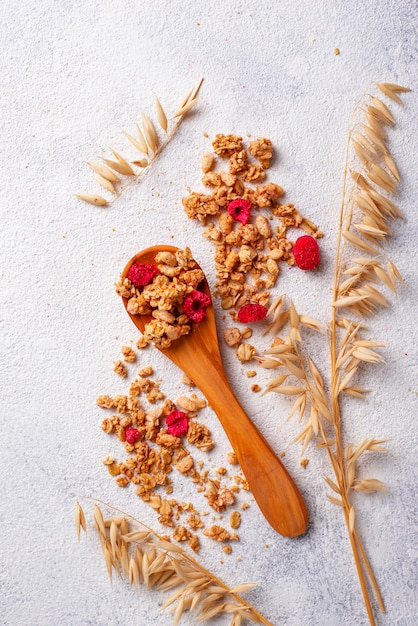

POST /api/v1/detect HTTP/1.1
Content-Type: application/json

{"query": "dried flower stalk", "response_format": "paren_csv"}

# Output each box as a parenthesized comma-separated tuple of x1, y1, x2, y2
(76, 78, 204, 206)
(259, 83, 410, 626)
(75, 499, 272, 625)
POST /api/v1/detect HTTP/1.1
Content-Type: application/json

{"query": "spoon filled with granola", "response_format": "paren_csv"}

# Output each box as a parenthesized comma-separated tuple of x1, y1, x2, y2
(117, 245, 308, 537)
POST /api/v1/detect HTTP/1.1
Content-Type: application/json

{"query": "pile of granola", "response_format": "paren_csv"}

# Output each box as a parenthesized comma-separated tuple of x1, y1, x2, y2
(115, 247, 211, 349)
(182, 134, 321, 317)
(97, 349, 251, 554)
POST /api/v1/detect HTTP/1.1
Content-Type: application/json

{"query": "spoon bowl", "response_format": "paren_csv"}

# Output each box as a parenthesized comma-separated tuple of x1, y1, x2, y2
(121, 245, 308, 537)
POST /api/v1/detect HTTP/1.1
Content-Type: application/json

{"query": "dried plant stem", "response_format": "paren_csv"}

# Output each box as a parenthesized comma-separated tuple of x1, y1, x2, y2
(77, 78, 204, 206)
(75, 497, 272, 625)
(261, 82, 409, 626)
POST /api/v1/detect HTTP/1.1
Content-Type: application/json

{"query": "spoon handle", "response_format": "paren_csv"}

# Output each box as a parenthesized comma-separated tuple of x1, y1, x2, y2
(197, 362, 309, 537)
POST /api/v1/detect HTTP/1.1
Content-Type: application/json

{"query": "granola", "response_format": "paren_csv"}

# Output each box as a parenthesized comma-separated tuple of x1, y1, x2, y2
(182, 135, 322, 335)
(97, 364, 251, 551)
(116, 247, 211, 349)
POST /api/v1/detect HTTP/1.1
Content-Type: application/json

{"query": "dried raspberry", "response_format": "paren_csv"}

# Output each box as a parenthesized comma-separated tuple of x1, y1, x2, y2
(166, 410, 189, 437)
(227, 198, 252, 224)
(183, 290, 211, 323)
(125, 427, 141, 444)
(127, 263, 159, 287)
(293, 235, 320, 270)
(237, 303, 268, 323)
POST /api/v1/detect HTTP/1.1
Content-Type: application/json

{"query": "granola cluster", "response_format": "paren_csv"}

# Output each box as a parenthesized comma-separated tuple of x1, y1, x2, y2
(182, 135, 321, 318)
(115, 247, 210, 349)
(97, 346, 251, 553)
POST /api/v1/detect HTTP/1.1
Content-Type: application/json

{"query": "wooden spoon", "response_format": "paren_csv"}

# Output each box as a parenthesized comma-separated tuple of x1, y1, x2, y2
(121, 245, 308, 537)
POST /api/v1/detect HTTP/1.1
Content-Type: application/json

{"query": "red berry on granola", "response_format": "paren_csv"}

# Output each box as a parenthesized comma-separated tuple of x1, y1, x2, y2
(166, 410, 189, 437)
(237, 303, 268, 323)
(127, 263, 159, 287)
(125, 427, 141, 444)
(293, 235, 320, 270)
(227, 198, 252, 224)
(183, 290, 212, 323)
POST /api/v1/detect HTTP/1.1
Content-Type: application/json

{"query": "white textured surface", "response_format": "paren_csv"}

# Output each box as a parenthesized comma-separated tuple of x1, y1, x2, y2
(1, 1, 417, 625)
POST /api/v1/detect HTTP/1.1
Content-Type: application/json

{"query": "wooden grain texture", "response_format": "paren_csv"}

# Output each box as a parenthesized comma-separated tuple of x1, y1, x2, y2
(121, 245, 308, 537)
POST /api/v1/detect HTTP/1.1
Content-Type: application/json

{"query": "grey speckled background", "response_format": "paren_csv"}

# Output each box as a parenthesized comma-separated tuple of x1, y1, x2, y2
(1, 1, 417, 625)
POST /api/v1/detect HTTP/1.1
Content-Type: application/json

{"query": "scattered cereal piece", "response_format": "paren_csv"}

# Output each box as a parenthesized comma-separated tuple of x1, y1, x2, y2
(121, 345, 136, 362)
(251, 384, 261, 393)
(176, 395, 206, 412)
(175, 455, 194, 474)
(300, 457, 309, 468)
(222, 545, 233, 554)
(334, 47, 340, 55)
(138, 365, 153, 377)
(249, 137, 273, 168)
(173, 525, 192, 542)
(189, 535, 200, 552)
(212, 134, 243, 157)
(227, 451, 238, 465)
(203, 525, 238, 542)
(235, 343, 256, 363)
(201, 153, 215, 173)
(182, 373, 195, 386)
(223, 327, 242, 347)
(107, 463, 121, 476)
(113, 360, 127, 377)
(246, 370, 257, 378)
(240, 327, 253, 340)
(230, 511, 241, 529)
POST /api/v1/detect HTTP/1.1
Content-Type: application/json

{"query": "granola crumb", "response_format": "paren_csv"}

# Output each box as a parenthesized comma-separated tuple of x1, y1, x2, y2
(236, 343, 256, 363)
(189, 535, 200, 552)
(223, 327, 242, 347)
(300, 457, 309, 468)
(229, 511, 241, 529)
(181, 373, 195, 386)
(250, 384, 261, 393)
(203, 525, 239, 542)
(121, 345, 136, 362)
(245, 370, 257, 378)
(113, 360, 127, 377)
(222, 545, 233, 554)
(172, 525, 192, 542)
(227, 451, 238, 465)
(201, 152, 215, 173)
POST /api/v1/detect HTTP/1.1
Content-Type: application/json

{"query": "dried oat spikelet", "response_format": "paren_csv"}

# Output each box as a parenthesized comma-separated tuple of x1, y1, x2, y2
(75, 193, 109, 206)
(76, 78, 204, 206)
(74, 500, 87, 540)
(75, 500, 273, 626)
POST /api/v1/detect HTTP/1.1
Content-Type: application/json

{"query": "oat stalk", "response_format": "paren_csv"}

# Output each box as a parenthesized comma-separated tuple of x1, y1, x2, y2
(75, 498, 272, 625)
(260, 82, 409, 626)
(76, 78, 204, 206)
